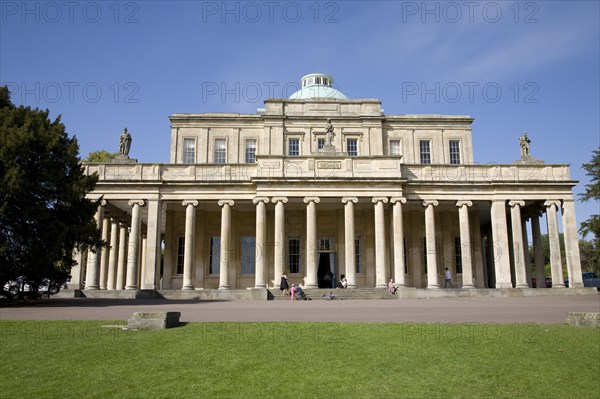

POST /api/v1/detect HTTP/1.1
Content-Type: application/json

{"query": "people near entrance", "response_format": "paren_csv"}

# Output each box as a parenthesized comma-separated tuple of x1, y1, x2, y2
(341, 277, 348, 289)
(444, 267, 454, 288)
(388, 279, 397, 295)
(290, 284, 296, 301)
(280, 274, 290, 296)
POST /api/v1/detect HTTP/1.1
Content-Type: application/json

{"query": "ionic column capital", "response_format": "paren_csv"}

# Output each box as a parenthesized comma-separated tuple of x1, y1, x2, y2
(252, 197, 269, 205)
(182, 199, 199, 207)
(128, 199, 145, 207)
(508, 200, 525, 208)
(422, 200, 439, 207)
(342, 197, 358, 204)
(218, 199, 235, 207)
(271, 196, 288, 204)
(372, 197, 389, 204)
(390, 197, 407, 204)
(456, 200, 472, 208)
(303, 197, 320, 204)
(544, 200, 561, 209)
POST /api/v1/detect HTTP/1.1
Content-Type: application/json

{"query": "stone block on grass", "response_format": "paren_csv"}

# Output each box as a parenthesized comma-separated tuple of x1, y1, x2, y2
(127, 311, 181, 330)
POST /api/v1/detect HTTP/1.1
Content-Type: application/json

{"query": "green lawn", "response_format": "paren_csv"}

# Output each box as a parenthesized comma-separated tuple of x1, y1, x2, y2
(0, 321, 598, 398)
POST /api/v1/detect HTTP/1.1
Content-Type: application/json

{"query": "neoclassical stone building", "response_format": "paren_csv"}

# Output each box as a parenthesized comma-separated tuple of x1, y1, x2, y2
(73, 73, 584, 293)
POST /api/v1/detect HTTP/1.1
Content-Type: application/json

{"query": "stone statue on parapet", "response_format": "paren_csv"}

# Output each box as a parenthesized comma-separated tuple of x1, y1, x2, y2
(516, 131, 543, 165)
(119, 127, 132, 156)
(519, 132, 530, 158)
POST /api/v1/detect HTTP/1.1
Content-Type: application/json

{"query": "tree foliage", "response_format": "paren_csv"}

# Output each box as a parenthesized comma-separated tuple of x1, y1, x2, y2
(578, 148, 600, 274)
(84, 150, 117, 163)
(0, 86, 102, 287)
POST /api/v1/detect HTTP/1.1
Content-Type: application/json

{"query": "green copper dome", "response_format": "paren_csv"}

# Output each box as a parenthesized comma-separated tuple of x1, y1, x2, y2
(289, 73, 348, 100)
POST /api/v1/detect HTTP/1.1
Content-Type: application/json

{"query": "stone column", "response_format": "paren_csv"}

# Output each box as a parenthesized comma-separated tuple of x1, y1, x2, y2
(69, 249, 85, 290)
(490, 200, 512, 288)
(372, 197, 389, 288)
(342, 197, 358, 288)
(561, 198, 584, 288)
(391, 197, 407, 287)
(116, 223, 128, 290)
(456, 201, 474, 288)
(272, 197, 288, 285)
(218, 200, 234, 290)
(423, 200, 439, 289)
(125, 200, 145, 290)
(253, 197, 269, 288)
(143, 199, 162, 290)
(509, 200, 528, 288)
(182, 200, 198, 290)
(531, 213, 546, 288)
(99, 217, 110, 289)
(139, 235, 147, 286)
(545, 200, 565, 288)
(85, 200, 106, 290)
(106, 219, 119, 290)
(304, 197, 320, 288)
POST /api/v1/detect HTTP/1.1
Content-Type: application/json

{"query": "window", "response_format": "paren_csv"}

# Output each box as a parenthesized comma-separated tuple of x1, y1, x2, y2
(183, 138, 196, 163)
(423, 237, 428, 273)
(209, 236, 220, 274)
(176, 237, 185, 274)
(214, 139, 226, 163)
(449, 140, 461, 164)
(315, 77, 322, 85)
(241, 237, 256, 275)
(454, 237, 463, 274)
(390, 140, 402, 156)
(245, 139, 257, 163)
(355, 238, 363, 273)
(420, 140, 431, 164)
(288, 138, 300, 156)
(288, 237, 301, 274)
(317, 138, 325, 150)
(347, 138, 358, 156)
(403, 237, 408, 274)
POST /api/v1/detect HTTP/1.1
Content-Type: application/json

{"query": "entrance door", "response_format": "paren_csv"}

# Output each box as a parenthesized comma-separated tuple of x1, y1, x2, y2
(317, 237, 337, 288)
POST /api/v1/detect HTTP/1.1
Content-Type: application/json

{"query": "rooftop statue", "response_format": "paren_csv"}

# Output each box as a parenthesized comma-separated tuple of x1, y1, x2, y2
(325, 119, 335, 145)
(119, 128, 132, 156)
(519, 132, 530, 158)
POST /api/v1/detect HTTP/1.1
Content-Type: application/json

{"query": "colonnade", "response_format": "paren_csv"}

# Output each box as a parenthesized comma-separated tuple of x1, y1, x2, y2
(75, 196, 583, 290)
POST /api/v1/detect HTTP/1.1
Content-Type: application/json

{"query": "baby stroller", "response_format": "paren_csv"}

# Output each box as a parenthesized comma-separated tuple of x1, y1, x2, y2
(295, 285, 309, 300)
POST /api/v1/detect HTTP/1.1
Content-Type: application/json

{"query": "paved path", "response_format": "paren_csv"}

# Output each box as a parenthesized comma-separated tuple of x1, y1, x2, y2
(1, 295, 598, 324)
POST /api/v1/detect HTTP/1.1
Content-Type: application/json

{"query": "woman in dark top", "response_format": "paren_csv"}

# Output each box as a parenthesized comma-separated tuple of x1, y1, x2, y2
(280, 274, 289, 296)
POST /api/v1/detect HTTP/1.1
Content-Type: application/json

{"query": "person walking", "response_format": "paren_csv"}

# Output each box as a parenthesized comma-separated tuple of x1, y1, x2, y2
(444, 267, 454, 288)
(280, 274, 290, 296)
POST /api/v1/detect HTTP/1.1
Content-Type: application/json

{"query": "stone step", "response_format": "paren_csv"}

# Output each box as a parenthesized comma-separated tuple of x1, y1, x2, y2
(268, 288, 404, 300)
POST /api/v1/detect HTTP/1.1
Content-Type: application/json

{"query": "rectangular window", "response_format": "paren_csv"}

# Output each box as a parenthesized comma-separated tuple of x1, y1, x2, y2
(288, 138, 300, 156)
(214, 139, 226, 164)
(449, 140, 461, 164)
(390, 140, 401, 156)
(241, 237, 256, 275)
(355, 238, 363, 274)
(317, 138, 325, 150)
(209, 236, 220, 274)
(183, 138, 196, 163)
(420, 140, 431, 164)
(454, 237, 463, 274)
(288, 237, 301, 274)
(423, 237, 428, 273)
(347, 138, 358, 156)
(176, 237, 185, 274)
(245, 139, 257, 163)
(403, 237, 408, 274)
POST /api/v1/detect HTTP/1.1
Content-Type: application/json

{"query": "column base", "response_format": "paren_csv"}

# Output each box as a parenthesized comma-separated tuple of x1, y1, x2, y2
(305, 284, 318, 289)
(552, 284, 566, 289)
(427, 284, 440, 289)
(375, 284, 387, 289)
(85, 286, 100, 290)
(181, 286, 195, 291)
(346, 285, 358, 289)
(515, 284, 529, 289)
(218, 285, 230, 290)
(253, 285, 266, 289)
(125, 286, 138, 290)
(495, 282, 513, 289)
(461, 284, 475, 289)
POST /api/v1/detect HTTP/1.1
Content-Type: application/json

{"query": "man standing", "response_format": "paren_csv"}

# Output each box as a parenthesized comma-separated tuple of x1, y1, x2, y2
(444, 267, 454, 288)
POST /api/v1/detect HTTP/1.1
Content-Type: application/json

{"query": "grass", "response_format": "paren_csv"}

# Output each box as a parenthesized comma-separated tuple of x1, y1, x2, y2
(0, 321, 598, 399)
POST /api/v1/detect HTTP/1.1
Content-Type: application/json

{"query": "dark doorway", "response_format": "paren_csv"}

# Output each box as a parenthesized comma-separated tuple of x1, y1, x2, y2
(318, 253, 335, 288)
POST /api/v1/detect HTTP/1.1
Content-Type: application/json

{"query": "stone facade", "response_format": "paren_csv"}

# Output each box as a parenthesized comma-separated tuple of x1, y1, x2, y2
(72, 74, 584, 292)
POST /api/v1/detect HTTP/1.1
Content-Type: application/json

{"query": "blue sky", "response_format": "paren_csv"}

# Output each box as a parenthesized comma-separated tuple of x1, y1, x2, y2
(1, 0, 599, 233)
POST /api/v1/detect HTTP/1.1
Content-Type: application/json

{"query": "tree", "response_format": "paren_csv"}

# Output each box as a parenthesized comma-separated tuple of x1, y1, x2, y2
(84, 150, 117, 163)
(0, 86, 102, 290)
(579, 148, 600, 274)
